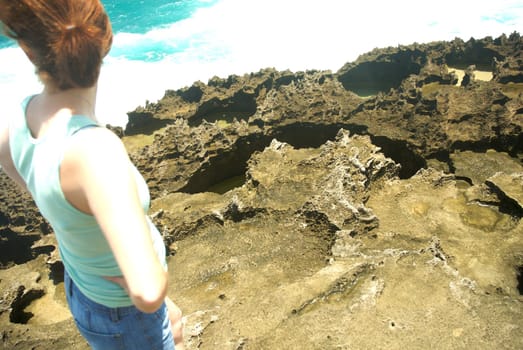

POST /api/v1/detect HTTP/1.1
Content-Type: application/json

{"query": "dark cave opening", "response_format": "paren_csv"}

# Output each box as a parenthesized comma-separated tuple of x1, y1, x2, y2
(125, 111, 172, 136)
(338, 61, 423, 96)
(273, 125, 426, 179)
(0, 228, 41, 269)
(49, 260, 65, 285)
(9, 288, 45, 324)
(485, 181, 523, 219)
(180, 133, 272, 194)
(182, 123, 428, 194)
(206, 174, 246, 194)
(188, 91, 258, 127)
(271, 123, 360, 149)
(370, 136, 426, 179)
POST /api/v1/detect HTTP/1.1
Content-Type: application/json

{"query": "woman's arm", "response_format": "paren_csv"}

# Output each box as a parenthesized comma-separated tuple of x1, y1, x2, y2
(0, 121, 27, 190)
(61, 126, 167, 313)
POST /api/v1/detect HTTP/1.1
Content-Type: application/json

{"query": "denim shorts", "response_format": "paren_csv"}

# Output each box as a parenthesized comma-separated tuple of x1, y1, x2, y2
(64, 270, 175, 350)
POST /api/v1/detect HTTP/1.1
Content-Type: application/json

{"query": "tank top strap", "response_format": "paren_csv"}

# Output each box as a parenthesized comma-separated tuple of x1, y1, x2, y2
(66, 115, 100, 137)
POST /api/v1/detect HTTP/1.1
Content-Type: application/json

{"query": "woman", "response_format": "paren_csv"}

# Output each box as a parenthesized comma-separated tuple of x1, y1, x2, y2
(0, 1, 184, 349)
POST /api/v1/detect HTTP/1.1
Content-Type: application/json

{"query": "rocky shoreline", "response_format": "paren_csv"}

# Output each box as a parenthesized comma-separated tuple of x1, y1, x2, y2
(1, 33, 522, 349)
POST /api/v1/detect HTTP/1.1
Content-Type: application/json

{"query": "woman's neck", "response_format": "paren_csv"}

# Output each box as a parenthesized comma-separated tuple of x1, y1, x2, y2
(41, 84, 98, 121)
(25, 84, 99, 140)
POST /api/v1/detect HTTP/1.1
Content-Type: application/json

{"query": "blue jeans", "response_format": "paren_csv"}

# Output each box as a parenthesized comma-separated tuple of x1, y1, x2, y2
(64, 270, 175, 350)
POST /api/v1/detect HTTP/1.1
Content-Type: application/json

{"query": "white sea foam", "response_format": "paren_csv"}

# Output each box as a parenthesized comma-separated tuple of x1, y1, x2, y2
(1, 0, 521, 127)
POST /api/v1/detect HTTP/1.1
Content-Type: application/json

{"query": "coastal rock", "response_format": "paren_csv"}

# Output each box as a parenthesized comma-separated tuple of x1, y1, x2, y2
(120, 34, 522, 195)
(450, 149, 523, 185)
(156, 137, 522, 349)
(0, 33, 522, 349)
(486, 172, 523, 211)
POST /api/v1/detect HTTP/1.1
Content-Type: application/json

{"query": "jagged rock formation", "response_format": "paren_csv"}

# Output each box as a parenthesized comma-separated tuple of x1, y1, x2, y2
(0, 33, 522, 349)
(123, 33, 521, 195)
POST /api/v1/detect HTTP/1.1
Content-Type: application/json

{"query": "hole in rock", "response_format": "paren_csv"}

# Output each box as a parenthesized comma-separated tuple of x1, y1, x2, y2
(454, 176, 474, 186)
(272, 123, 365, 149)
(182, 123, 428, 193)
(370, 136, 426, 179)
(9, 288, 45, 324)
(445, 53, 500, 73)
(0, 211, 8, 226)
(207, 174, 247, 194)
(188, 91, 258, 127)
(182, 123, 363, 194)
(33, 245, 55, 257)
(0, 228, 41, 269)
(338, 60, 422, 96)
(485, 182, 523, 219)
(180, 134, 272, 194)
(125, 111, 172, 136)
(49, 260, 65, 285)
(275, 124, 427, 179)
(272, 125, 426, 178)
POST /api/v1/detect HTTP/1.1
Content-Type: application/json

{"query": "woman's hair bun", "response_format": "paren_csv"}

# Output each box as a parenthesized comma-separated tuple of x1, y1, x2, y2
(51, 20, 107, 89)
(0, 0, 113, 90)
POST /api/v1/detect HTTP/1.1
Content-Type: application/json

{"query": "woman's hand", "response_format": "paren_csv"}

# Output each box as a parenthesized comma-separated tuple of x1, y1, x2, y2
(165, 297, 185, 350)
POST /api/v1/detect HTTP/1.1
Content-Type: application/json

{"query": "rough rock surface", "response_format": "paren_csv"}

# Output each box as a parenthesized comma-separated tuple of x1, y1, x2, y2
(1, 33, 522, 349)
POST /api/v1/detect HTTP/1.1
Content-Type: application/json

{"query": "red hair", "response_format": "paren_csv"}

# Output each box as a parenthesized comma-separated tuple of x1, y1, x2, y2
(0, 0, 113, 90)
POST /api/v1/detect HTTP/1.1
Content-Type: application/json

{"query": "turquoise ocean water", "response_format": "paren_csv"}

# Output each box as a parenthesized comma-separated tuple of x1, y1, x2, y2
(0, 0, 222, 126)
(0, 0, 520, 126)
(102, 0, 219, 61)
(0, 0, 218, 60)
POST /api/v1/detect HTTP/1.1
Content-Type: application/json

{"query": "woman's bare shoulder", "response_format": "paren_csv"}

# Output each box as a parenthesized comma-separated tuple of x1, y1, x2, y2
(63, 125, 131, 179)
(68, 125, 128, 159)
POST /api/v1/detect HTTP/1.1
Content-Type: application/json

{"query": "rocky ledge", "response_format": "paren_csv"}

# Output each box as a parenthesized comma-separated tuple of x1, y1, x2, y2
(1, 33, 522, 349)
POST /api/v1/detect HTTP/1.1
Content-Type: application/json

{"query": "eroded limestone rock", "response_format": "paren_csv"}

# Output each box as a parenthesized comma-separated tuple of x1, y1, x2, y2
(0, 33, 522, 349)
(159, 135, 523, 349)
(486, 172, 523, 211)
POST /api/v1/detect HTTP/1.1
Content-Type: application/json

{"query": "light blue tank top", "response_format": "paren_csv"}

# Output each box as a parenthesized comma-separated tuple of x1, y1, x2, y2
(9, 96, 166, 307)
